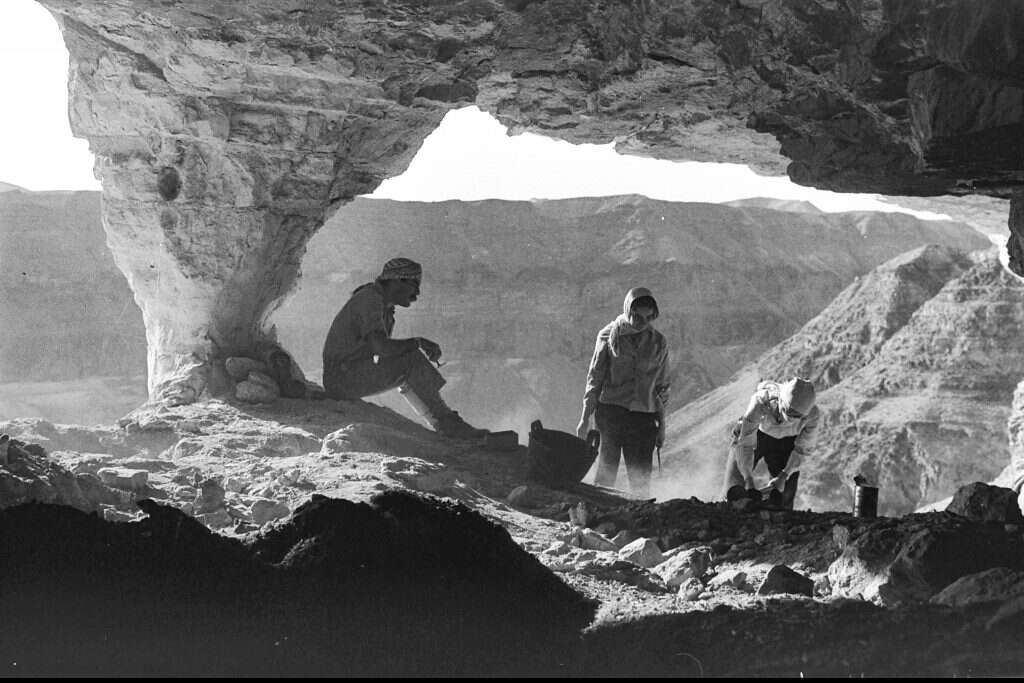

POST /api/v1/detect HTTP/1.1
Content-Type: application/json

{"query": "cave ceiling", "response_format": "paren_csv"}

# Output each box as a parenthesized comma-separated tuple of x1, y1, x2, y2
(31, 0, 1024, 399)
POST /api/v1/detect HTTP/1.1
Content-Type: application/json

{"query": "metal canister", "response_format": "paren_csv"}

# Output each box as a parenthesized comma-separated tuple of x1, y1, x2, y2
(854, 485, 879, 518)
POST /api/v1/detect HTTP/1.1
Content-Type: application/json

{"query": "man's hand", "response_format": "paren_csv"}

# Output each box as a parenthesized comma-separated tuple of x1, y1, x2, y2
(656, 420, 666, 448)
(576, 418, 589, 439)
(416, 337, 442, 363)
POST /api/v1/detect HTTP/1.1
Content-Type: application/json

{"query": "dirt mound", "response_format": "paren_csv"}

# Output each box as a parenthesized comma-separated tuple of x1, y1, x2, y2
(0, 492, 595, 676)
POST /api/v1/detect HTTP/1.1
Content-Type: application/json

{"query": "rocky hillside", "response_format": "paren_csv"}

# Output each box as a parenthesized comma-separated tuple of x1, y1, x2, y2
(274, 195, 990, 432)
(0, 189, 146, 382)
(663, 247, 1024, 515)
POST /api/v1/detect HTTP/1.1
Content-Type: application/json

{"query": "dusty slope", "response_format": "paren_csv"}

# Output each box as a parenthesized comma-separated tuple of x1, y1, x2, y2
(664, 247, 1024, 515)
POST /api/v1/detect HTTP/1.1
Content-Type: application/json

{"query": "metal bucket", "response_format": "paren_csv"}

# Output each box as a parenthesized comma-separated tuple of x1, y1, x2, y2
(526, 420, 599, 488)
(854, 485, 879, 518)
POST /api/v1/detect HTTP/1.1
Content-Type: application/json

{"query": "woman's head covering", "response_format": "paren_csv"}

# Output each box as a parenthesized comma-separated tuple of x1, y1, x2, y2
(622, 287, 659, 318)
(608, 287, 660, 356)
(378, 257, 422, 282)
(779, 377, 816, 417)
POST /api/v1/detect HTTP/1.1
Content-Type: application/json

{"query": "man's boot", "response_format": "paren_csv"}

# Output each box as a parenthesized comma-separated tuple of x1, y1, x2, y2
(398, 383, 488, 440)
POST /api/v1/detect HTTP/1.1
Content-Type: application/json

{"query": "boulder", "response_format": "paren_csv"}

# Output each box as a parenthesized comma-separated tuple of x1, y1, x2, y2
(757, 565, 814, 597)
(235, 379, 279, 404)
(611, 529, 641, 549)
(97, 468, 149, 492)
(196, 509, 233, 529)
(617, 538, 665, 569)
(709, 569, 749, 590)
(930, 567, 1024, 607)
(194, 478, 226, 514)
(653, 546, 714, 588)
(224, 356, 267, 381)
(251, 498, 291, 525)
(677, 577, 703, 601)
(578, 528, 618, 552)
(828, 518, 1024, 605)
(947, 482, 1024, 524)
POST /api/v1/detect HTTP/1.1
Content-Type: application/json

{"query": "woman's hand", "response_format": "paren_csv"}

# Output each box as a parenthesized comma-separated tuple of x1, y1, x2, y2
(656, 420, 666, 448)
(576, 416, 590, 439)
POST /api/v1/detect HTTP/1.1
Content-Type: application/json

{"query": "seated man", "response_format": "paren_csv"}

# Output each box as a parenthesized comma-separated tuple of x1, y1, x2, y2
(322, 256, 488, 440)
(721, 377, 819, 510)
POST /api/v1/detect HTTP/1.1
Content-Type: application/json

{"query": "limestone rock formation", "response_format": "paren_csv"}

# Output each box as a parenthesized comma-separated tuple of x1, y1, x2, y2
(32, 0, 1024, 406)
(664, 247, 1024, 514)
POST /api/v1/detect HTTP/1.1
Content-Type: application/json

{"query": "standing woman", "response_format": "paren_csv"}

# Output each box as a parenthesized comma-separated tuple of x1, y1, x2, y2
(576, 287, 671, 498)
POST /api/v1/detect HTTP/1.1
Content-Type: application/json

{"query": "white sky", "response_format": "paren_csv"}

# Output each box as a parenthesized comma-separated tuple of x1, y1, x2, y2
(0, 0, 947, 220)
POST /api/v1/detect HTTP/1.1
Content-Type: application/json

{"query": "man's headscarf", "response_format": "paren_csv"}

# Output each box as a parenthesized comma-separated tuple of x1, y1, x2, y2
(378, 257, 422, 282)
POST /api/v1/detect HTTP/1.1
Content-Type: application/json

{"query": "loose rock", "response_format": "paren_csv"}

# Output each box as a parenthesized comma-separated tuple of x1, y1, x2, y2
(757, 565, 814, 597)
(617, 538, 665, 568)
(948, 482, 1024, 524)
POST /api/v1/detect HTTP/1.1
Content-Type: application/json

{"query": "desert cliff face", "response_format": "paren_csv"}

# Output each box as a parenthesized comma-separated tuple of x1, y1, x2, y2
(29, 0, 1024, 402)
(664, 247, 1024, 515)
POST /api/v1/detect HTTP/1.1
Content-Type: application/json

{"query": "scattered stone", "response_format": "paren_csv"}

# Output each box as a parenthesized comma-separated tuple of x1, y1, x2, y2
(251, 498, 290, 525)
(618, 538, 665, 568)
(815, 574, 832, 596)
(611, 529, 641, 549)
(757, 565, 814, 597)
(828, 520, 1024, 605)
(97, 467, 149, 492)
(661, 545, 689, 559)
(197, 508, 233, 528)
(677, 577, 703, 601)
(579, 528, 618, 552)
(709, 569, 748, 590)
(194, 478, 226, 514)
(225, 477, 247, 494)
(224, 356, 266, 380)
(653, 546, 714, 587)
(931, 567, 1024, 607)
(235, 377, 280, 403)
(543, 541, 572, 556)
(948, 482, 1024, 524)
(102, 507, 139, 523)
(595, 521, 617, 537)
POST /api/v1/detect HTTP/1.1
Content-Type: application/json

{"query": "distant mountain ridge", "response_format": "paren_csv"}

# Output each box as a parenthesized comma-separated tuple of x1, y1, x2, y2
(275, 195, 990, 432)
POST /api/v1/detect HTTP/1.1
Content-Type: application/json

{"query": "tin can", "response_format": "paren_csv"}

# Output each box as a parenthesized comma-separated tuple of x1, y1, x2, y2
(854, 485, 878, 518)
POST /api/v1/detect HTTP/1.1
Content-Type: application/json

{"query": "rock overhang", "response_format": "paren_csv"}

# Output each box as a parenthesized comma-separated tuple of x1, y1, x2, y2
(31, 0, 1024, 398)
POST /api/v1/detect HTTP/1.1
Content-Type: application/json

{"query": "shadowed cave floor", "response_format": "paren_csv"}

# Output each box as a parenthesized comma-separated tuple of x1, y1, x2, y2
(3, 396, 1024, 676)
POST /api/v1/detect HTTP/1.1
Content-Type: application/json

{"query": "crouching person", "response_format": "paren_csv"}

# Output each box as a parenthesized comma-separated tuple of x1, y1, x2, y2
(322, 257, 488, 441)
(722, 377, 818, 510)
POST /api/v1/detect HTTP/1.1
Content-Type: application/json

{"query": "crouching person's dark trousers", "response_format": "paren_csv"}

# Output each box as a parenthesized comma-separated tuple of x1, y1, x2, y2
(722, 430, 800, 510)
(593, 402, 659, 498)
